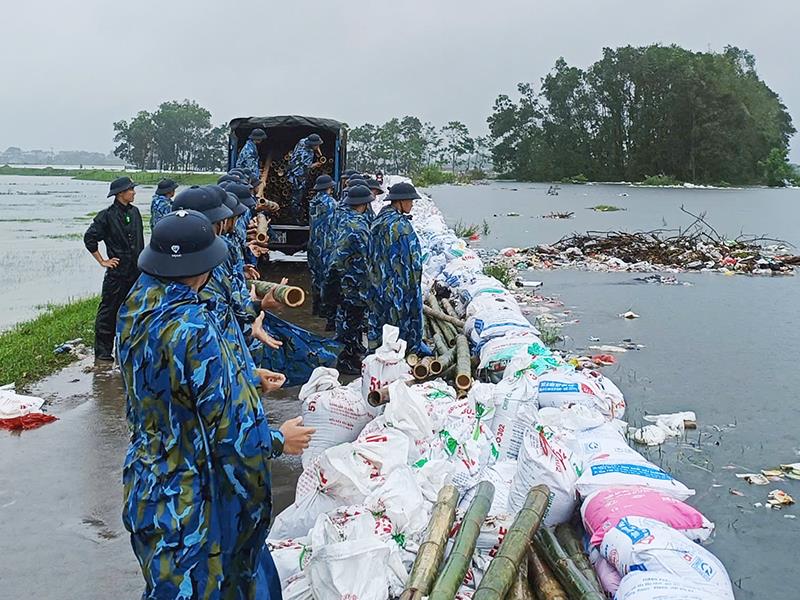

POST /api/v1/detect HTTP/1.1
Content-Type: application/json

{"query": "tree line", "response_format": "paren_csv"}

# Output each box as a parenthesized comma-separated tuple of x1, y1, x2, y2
(112, 100, 226, 171)
(488, 44, 796, 186)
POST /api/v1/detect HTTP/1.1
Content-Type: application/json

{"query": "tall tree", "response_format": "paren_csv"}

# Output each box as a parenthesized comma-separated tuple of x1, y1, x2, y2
(113, 111, 156, 170)
(441, 121, 471, 173)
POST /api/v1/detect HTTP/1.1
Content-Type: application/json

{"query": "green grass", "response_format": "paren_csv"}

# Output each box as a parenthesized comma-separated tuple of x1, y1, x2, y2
(0, 296, 99, 386)
(639, 174, 682, 186)
(535, 316, 563, 346)
(0, 165, 220, 186)
(484, 263, 514, 288)
(560, 173, 588, 184)
(453, 219, 479, 238)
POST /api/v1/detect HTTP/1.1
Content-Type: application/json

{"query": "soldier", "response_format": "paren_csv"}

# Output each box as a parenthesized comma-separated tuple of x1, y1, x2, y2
(235, 128, 267, 180)
(325, 185, 373, 374)
(363, 177, 384, 223)
(308, 174, 337, 316)
(287, 133, 323, 221)
(83, 176, 144, 361)
(367, 181, 431, 355)
(149, 178, 178, 230)
(117, 209, 314, 599)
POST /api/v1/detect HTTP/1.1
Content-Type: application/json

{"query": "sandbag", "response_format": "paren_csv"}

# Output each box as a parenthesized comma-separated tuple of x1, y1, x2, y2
(536, 367, 626, 420)
(299, 368, 374, 469)
(575, 423, 694, 500)
(601, 517, 733, 599)
(465, 310, 539, 351)
(615, 572, 727, 600)
(459, 460, 517, 516)
(477, 332, 556, 378)
(361, 324, 411, 401)
(490, 356, 541, 460)
(581, 487, 714, 546)
(508, 424, 581, 526)
(458, 275, 508, 304)
(465, 292, 522, 319)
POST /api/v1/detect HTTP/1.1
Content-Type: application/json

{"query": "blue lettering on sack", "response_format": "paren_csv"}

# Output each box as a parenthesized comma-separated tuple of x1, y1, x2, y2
(629, 564, 648, 572)
(539, 381, 580, 394)
(474, 319, 484, 334)
(615, 517, 651, 544)
(590, 463, 673, 481)
(691, 556, 715, 581)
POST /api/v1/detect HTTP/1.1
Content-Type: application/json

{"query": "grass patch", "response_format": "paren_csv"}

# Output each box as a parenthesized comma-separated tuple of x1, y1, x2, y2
(453, 220, 479, 238)
(483, 263, 514, 288)
(0, 165, 219, 186)
(535, 316, 562, 346)
(42, 233, 84, 241)
(481, 219, 491, 236)
(560, 173, 588, 184)
(589, 204, 626, 212)
(639, 174, 682, 186)
(0, 296, 98, 386)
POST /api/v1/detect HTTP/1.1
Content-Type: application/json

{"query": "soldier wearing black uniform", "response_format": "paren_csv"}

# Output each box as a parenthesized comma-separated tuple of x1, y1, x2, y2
(83, 176, 144, 361)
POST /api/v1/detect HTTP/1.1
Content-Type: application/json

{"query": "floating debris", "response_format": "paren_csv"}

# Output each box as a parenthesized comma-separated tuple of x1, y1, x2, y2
(632, 274, 693, 286)
(588, 204, 626, 212)
(767, 489, 795, 508)
(542, 211, 574, 219)
(736, 473, 771, 486)
(506, 212, 520, 217)
(729, 489, 745, 497)
(619, 311, 640, 319)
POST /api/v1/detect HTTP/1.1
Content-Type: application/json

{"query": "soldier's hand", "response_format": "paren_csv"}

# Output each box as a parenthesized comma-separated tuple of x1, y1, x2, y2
(252, 311, 283, 348)
(101, 257, 120, 269)
(280, 416, 316, 455)
(248, 241, 268, 258)
(244, 264, 260, 280)
(255, 368, 285, 393)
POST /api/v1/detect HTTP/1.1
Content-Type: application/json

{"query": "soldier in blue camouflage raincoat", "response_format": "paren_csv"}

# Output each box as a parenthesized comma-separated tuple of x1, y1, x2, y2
(368, 182, 431, 355)
(287, 133, 323, 221)
(236, 128, 267, 181)
(324, 184, 372, 374)
(117, 209, 314, 599)
(307, 174, 337, 316)
(150, 179, 177, 231)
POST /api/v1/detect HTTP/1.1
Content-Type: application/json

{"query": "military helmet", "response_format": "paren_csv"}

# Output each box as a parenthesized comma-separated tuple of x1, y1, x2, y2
(171, 186, 233, 224)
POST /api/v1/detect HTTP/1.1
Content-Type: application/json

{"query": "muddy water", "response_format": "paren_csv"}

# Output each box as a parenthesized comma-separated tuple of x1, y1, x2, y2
(1, 176, 798, 598)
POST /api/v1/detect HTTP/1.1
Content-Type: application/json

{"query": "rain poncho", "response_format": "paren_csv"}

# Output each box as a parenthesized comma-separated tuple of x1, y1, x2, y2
(367, 205, 426, 354)
(116, 274, 283, 599)
(149, 194, 172, 231)
(308, 191, 337, 298)
(288, 140, 315, 220)
(236, 139, 261, 180)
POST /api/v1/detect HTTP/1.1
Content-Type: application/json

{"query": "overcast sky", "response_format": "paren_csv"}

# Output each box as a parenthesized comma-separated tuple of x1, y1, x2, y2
(2, 0, 798, 160)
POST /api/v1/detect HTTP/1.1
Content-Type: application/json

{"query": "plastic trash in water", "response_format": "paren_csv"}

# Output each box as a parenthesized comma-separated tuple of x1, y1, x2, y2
(767, 489, 795, 508)
(619, 310, 640, 319)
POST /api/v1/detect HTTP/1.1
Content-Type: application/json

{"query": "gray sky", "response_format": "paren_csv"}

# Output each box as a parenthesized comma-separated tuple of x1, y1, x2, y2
(2, 0, 798, 160)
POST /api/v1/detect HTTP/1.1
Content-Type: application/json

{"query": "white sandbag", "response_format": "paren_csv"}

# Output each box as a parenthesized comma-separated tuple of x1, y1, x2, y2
(269, 486, 340, 540)
(299, 368, 374, 469)
(536, 367, 626, 420)
(467, 381, 496, 424)
(477, 332, 551, 374)
(465, 292, 522, 319)
(268, 537, 311, 585)
(361, 324, 411, 401)
(383, 381, 436, 446)
(465, 310, 538, 350)
(508, 424, 581, 526)
(615, 572, 726, 600)
(459, 460, 517, 516)
(459, 276, 508, 304)
(490, 356, 541, 460)
(601, 517, 733, 599)
(365, 466, 429, 536)
(575, 423, 694, 500)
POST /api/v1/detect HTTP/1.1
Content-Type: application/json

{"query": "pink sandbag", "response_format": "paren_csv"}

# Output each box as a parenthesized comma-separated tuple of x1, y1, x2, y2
(581, 486, 714, 547)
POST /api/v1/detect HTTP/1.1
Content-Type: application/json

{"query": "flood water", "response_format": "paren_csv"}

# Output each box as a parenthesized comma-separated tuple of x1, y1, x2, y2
(0, 176, 798, 598)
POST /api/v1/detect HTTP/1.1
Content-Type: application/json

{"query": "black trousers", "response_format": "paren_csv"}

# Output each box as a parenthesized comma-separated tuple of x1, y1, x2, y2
(94, 272, 138, 358)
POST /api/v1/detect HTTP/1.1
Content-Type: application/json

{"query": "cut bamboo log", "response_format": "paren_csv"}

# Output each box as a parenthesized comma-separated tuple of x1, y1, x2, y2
(366, 380, 414, 407)
(246, 280, 305, 307)
(432, 332, 449, 356)
(413, 357, 433, 381)
(429, 481, 495, 600)
(256, 197, 281, 213)
(255, 154, 273, 199)
(400, 484, 460, 600)
(407, 353, 421, 367)
(428, 357, 444, 376)
(423, 305, 466, 330)
(441, 297, 460, 319)
(255, 213, 270, 244)
(554, 524, 602, 593)
(527, 549, 568, 600)
(473, 485, 550, 600)
(455, 335, 472, 391)
(533, 528, 605, 600)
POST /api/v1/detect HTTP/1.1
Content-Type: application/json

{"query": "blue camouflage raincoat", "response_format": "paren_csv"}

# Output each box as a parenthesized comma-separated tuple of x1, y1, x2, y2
(150, 194, 172, 231)
(287, 140, 314, 189)
(327, 207, 371, 307)
(117, 274, 284, 600)
(236, 139, 260, 180)
(308, 191, 337, 294)
(368, 206, 427, 354)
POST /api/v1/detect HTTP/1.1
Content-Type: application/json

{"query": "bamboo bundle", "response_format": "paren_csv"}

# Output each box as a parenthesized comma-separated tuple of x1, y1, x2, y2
(527, 549, 568, 600)
(423, 305, 465, 330)
(246, 280, 305, 307)
(431, 318, 456, 347)
(441, 297, 461, 319)
(400, 485, 460, 600)
(255, 213, 270, 244)
(532, 528, 605, 600)
(554, 524, 602, 593)
(455, 335, 472, 391)
(472, 485, 550, 600)
(429, 481, 495, 600)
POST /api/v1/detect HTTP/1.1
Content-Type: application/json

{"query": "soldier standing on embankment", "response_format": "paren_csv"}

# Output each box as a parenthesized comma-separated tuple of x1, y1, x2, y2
(83, 176, 144, 361)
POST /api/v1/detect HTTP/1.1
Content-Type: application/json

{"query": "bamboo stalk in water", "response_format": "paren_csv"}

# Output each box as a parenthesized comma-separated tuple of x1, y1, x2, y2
(533, 528, 605, 600)
(246, 280, 305, 307)
(527, 548, 568, 600)
(400, 485, 460, 600)
(455, 335, 472, 391)
(429, 481, 495, 600)
(473, 485, 550, 600)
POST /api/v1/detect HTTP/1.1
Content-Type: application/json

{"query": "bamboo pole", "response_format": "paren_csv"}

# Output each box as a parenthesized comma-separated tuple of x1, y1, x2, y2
(441, 297, 460, 319)
(455, 335, 472, 391)
(532, 529, 605, 600)
(246, 280, 305, 307)
(424, 305, 465, 330)
(472, 485, 550, 600)
(256, 197, 281, 213)
(400, 485, 460, 600)
(527, 549, 568, 600)
(506, 559, 535, 600)
(255, 213, 270, 244)
(255, 154, 273, 199)
(366, 380, 413, 407)
(554, 524, 602, 594)
(429, 482, 495, 600)
(428, 357, 444, 376)
(413, 357, 433, 381)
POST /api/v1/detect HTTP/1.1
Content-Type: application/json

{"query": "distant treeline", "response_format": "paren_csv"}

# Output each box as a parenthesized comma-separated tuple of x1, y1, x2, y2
(488, 45, 796, 186)
(0, 147, 121, 167)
